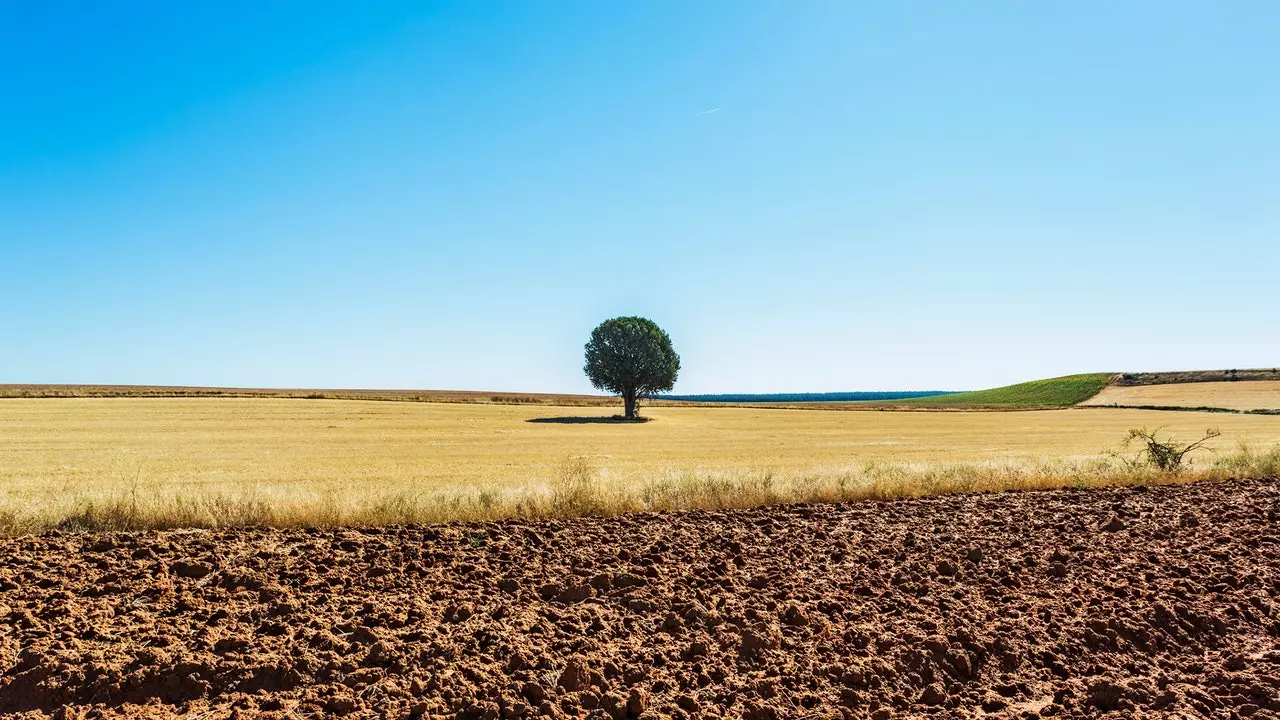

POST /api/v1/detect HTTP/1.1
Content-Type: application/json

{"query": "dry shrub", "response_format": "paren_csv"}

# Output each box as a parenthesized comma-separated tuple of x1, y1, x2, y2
(1122, 427, 1221, 472)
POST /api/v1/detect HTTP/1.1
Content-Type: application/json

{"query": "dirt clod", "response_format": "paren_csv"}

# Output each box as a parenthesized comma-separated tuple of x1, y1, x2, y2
(627, 688, 649, 716)
(522, 681, 547, 705)
(740, 623, 783, 659)
(171, 560, 212, 579)
(920, 682, 947, 706)
(557, 583, 594, 603)
(1100, 515, 1128, 532)
(558, 658, 590, 692)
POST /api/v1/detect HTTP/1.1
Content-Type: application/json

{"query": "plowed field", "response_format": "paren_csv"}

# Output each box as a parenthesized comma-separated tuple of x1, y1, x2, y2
(1, 478, 1278, 719)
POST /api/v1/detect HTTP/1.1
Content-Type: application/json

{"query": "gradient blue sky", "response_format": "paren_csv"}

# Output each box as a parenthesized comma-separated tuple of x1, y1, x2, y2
(3, 2, 1278, 393)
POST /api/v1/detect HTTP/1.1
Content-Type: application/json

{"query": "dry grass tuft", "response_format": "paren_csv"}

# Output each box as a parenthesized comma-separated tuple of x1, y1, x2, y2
(549, 456, 607, 516)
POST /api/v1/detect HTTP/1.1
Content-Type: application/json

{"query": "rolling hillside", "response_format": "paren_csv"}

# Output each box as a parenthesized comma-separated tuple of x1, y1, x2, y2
(886, 373, 1114, 409)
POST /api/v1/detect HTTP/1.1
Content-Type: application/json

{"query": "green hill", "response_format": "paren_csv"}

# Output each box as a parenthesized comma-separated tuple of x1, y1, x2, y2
(889, 373, 1114, 409)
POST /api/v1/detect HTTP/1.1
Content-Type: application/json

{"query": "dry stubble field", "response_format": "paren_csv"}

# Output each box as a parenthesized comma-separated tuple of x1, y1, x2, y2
(1083, 380, 1280, 411)
(1, 398, 1279, 534)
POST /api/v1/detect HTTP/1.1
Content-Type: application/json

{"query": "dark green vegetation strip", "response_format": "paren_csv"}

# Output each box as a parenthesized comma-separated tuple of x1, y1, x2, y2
(888, 373, 1114, 409)
(662, 391, 956, 403)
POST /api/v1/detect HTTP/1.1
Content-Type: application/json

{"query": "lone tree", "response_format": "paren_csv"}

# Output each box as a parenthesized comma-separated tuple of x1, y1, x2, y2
(584, 316, 680, 420)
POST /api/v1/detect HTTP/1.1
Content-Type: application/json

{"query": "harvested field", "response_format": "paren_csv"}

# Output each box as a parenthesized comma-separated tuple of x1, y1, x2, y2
(1083, 380, 1280, 412)
(3, 399, 1280, 533)
(1, 478, 1277, 718)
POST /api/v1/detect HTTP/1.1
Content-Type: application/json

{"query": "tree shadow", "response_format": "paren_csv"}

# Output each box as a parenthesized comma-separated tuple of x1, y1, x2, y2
(525, 416, 652, 424)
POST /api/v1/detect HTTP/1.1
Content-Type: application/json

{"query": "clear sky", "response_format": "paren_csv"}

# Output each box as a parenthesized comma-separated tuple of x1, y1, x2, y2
(3, 2, 1278, 394)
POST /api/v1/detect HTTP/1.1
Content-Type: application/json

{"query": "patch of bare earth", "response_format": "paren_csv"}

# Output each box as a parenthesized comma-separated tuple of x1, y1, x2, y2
(1, 479, 1278, 719)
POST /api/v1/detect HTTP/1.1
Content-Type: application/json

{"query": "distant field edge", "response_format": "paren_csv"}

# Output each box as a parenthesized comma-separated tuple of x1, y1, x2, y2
(0, 385, 627, 407)
(0, 385, 952, 410)
(9, 367, 1275, 412)
(0, 380, 1111, 411)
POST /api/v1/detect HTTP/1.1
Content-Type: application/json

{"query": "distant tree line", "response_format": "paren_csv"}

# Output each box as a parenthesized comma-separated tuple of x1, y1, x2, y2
(660, 391, 957, 403)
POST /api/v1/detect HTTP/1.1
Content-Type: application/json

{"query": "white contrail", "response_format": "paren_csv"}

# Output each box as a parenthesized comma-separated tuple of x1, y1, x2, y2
(695, 108, 721, 116)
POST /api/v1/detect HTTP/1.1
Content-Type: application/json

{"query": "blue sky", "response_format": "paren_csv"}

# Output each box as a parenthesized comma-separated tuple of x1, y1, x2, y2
(2, 1, 1278, 393)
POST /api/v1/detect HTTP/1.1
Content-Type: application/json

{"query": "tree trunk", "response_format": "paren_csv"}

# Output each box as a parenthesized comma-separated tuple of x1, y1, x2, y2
(623, 392, 636, 420)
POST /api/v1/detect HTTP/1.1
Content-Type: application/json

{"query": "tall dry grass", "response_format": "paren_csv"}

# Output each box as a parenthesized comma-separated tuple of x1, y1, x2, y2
(2, 444, 1275, 537)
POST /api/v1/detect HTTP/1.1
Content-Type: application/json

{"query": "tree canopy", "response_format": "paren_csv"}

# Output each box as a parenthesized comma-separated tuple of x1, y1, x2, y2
(583, 316, 680, 419)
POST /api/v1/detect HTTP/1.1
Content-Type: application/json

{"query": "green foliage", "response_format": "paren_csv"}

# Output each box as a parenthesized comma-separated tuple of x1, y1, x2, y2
(892, 373, 1113, 408)
(584, 316, 680, 418)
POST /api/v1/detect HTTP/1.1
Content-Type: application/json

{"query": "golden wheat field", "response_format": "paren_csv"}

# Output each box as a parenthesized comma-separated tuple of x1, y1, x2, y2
(1, 397, 1279, 534)
(1083, 380, 1280, 411)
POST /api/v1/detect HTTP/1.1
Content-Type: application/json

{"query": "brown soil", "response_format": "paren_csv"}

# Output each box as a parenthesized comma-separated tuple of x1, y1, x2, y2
(1, 479, 1278, 719)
